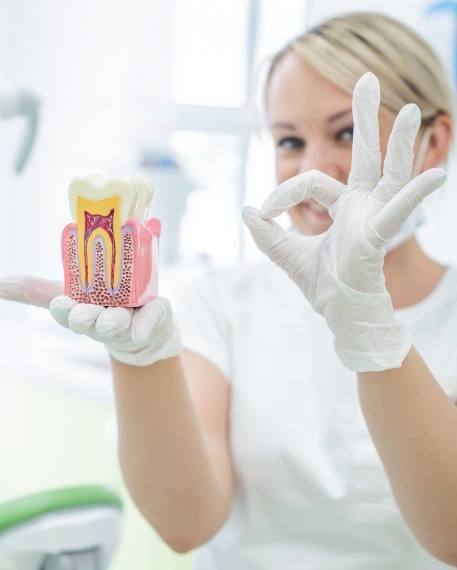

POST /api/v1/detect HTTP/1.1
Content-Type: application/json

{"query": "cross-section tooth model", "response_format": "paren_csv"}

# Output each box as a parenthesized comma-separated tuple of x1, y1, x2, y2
(62, 175, 161, 307)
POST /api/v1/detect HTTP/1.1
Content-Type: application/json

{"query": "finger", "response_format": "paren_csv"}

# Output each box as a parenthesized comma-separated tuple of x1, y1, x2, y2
(95, 306, 133, 339)
(259, 170, 344, 219)
(348, 72, 381, 192)
(68, 303, 105, 335)
(49, 295, 77, 328)
(131, 297, 172, 344)
(372, 104, 421, 204)
(243, 206, 316, 293)
(366, 168, 446, 247)
(0, 275, 64, 307)
(242, 206, 291, 253)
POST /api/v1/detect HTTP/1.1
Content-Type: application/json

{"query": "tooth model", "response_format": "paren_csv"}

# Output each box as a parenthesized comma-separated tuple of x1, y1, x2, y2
(62, 175, 160, 307)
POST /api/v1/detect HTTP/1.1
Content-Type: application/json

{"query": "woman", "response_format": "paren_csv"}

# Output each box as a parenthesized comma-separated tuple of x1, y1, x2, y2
(2, 11, 457, 569)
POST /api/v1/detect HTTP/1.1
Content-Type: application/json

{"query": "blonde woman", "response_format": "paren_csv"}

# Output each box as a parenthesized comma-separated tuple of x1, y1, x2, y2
(2, 11, 457, 570)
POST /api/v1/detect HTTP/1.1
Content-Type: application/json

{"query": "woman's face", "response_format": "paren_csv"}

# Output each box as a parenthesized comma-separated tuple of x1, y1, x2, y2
(266, 53, 397, 235)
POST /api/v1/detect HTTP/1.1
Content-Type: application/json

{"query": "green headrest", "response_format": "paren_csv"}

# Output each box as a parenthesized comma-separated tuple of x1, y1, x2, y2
(0, 485, 122, 533)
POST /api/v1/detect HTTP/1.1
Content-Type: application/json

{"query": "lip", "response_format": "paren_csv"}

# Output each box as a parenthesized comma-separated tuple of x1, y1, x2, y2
(299, 199, 330, 218)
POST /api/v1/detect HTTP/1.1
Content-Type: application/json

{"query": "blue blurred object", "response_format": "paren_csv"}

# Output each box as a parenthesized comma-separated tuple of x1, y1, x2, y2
(427, 0, 457, 86)
(139, 147, 195, 265)
(0, 78, 40, 174)
(139, 148, 179, 170)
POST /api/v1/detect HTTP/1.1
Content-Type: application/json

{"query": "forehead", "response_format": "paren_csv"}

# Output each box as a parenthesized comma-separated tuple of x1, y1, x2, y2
(267, 52, 352, 124)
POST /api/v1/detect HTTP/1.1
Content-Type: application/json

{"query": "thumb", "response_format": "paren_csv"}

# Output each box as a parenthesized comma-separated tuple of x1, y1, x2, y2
(242, 206, 289, 254)
(0, 275, 64, 308)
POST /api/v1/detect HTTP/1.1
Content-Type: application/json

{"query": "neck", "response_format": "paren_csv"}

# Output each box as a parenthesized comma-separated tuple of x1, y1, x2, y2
(384, 237, 446, 309)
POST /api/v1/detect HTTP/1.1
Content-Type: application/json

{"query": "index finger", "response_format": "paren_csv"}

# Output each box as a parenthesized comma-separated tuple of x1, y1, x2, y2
(260, 170, 344, 219)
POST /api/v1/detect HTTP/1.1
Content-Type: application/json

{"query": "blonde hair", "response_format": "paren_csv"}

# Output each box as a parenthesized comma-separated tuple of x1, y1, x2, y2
(265, 11, 454, 125)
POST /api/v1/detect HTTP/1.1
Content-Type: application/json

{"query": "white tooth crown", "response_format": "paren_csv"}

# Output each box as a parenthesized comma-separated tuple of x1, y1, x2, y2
(68, 175, 154, 223)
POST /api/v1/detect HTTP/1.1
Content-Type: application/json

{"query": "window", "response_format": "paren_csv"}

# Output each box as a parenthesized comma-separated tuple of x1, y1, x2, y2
(164, 0, 309, 265)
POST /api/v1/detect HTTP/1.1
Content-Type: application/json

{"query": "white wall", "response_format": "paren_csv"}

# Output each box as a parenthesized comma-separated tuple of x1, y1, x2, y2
(0, 0, 174, 277)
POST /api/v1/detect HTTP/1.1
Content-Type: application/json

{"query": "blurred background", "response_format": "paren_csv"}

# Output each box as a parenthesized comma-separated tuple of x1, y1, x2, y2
(0, 0, 455, 568)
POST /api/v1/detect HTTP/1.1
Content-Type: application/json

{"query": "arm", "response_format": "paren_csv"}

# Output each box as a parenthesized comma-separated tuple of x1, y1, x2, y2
(358, 347, 457, 566)
(0, 277, 234, 553)
(243, 73, 452, 563)
(112, 350, 234, 553)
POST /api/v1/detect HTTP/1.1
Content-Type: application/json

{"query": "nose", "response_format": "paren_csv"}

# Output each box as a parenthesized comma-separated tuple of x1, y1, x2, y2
(298, 143, 342, 181)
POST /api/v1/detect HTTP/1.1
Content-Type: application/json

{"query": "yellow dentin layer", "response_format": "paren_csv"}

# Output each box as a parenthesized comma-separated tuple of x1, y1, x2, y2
(77, 195, 122, 290)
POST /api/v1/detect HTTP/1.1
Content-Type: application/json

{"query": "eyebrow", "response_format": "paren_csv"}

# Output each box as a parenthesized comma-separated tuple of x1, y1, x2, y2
(328, 108, 353, 123)
(270, 108, 353, 130)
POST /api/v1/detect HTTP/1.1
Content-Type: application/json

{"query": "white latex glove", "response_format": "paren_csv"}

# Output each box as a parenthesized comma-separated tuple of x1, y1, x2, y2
(242, 72, 446, 372)
(0, 275, 182, 367)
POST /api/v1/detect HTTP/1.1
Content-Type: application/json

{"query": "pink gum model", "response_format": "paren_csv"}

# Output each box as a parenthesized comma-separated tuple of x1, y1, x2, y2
(61, 218, 161, 308)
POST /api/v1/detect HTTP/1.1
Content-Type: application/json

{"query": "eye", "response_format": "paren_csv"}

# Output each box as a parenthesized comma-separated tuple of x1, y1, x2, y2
(276, 136, 304, 151)
(335, 126, 353, 143)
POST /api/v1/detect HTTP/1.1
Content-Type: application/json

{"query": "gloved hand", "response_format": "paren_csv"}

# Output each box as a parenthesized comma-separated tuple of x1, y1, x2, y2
(0, 275, 182, 367)
(242, 72, 446, 372)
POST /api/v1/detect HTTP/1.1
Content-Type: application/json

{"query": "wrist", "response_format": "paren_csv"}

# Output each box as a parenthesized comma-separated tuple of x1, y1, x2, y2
(319, 273, 412, 372)
(107, 318, 182, 367)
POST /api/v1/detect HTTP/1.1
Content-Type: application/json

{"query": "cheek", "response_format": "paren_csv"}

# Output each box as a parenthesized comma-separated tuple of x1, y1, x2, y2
(275, 147, 353, 186)
(335, 148, 353, 181)
(275, 153, 302, 184)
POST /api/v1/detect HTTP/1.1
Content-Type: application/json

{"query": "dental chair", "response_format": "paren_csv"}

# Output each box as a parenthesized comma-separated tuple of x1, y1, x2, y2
(0, 74, 123, 569)
(0, 484, 122, 569)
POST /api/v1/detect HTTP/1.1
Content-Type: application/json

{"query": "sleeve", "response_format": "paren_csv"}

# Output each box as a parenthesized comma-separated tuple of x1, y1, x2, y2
(174, 270, 232, 381)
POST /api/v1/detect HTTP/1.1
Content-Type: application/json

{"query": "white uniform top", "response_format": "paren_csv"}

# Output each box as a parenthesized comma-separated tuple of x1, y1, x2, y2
(175, 262, 457, 570)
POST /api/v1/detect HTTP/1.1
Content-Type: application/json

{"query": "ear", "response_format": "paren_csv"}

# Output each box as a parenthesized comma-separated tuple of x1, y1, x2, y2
(421, 113, 453, 170)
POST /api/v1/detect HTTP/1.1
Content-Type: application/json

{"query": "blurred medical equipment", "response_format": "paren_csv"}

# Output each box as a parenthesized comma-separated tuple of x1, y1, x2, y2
(139, 148, 194, 265)
(0, 76, 40, 174)
(0, 485, 122, 569)
(0, 103, 127, 562)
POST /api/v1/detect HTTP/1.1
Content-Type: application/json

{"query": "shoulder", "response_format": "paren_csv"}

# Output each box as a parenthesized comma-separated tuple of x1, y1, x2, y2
(442, 265, 457, 287)
(398, 265, 457, 335)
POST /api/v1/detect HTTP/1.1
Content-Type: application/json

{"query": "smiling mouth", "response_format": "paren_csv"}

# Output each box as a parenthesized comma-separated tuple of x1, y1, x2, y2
(299, 199, 329, 216)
